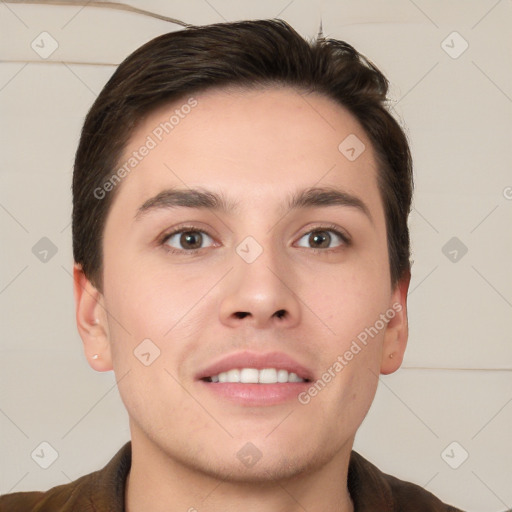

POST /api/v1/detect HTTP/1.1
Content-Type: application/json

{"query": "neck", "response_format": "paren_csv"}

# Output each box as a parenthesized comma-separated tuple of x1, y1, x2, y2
(125, 429, 354, 512)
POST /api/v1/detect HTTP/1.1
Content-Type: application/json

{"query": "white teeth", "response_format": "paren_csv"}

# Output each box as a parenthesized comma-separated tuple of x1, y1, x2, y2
(208, 368, 306, 384)
(259, 368, 277, 384)
(227, 369, 240, 382)
(240, 368, 259, 383)
(277, 369, 289, 383)
(288, 372, 303, 382)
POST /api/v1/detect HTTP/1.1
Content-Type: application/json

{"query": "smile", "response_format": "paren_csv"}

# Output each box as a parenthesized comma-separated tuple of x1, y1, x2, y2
(204, 368, 308, 384)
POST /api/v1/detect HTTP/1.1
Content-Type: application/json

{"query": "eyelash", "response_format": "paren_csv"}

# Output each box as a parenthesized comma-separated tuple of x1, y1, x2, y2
(159, 224, 351, 255)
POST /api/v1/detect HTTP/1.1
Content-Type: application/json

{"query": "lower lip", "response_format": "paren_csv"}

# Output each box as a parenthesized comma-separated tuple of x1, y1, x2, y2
(198, 380, 310, 406)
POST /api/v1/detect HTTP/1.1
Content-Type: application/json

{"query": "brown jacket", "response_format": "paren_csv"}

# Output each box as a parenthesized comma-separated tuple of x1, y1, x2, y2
(0, 442, 464, 511)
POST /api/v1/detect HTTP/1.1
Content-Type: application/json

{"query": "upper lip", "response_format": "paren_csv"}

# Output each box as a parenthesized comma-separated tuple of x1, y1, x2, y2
(195, 351, 314, 382)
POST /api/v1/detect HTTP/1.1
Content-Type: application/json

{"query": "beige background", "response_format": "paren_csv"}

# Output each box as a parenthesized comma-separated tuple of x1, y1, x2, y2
(1, 1, 511, 511)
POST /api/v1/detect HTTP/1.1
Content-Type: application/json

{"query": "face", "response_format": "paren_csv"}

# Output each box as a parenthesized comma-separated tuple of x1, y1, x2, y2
(77, 86, 408, 482)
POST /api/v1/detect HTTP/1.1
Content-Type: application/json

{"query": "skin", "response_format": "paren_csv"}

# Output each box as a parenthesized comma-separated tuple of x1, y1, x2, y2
(74, 86, 410, 512)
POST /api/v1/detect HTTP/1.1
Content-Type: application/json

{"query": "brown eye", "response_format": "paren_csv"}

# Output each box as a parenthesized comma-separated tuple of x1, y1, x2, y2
(164, 230, 214, 251)
(309, 231, 331, 248)
(296, 228, 348, 250)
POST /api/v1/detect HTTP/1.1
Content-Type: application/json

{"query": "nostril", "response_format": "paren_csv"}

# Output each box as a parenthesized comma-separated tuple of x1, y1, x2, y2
(275, 309, 286, 319)
(234, 311, 250, 319)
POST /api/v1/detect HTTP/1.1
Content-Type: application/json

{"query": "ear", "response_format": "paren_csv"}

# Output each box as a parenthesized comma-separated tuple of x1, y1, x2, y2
(73, 263, 113, 372)
(380, 271, 410, 375)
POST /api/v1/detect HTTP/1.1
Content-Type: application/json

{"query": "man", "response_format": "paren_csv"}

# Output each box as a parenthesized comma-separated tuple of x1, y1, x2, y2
(0, 19, 464, 511)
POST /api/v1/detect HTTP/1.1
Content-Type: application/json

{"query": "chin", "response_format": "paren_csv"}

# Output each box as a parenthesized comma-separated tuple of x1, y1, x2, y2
(193, 450, 319, 484)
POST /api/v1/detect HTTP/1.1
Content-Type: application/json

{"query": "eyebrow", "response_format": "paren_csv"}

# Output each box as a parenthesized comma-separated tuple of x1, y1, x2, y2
(135, 186, 372, 223)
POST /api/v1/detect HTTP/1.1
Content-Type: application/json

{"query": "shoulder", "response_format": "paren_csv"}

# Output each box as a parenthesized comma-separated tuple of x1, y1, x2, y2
(0, 473, 95, 512)
(349, 450, 465, 511)
(383, 470, 464, 511)
(0, 442, 131, 512)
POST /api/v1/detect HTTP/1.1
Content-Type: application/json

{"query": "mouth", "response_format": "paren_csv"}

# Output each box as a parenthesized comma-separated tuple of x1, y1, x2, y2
(202, 368, 310, 384)
(195, 351, 313, 406)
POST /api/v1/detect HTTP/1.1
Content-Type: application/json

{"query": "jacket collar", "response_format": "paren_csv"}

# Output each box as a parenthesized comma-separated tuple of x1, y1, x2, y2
(89, 441, 131, 512)
(348, 450, 394, 510)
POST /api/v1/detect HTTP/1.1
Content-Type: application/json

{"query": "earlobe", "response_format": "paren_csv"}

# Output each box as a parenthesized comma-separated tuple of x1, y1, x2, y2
(380, 271, 410, 375)
(73, 264, 113, 372)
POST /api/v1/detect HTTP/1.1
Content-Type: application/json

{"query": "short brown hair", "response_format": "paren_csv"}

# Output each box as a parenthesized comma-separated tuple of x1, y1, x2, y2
(72, 19, 413, 291)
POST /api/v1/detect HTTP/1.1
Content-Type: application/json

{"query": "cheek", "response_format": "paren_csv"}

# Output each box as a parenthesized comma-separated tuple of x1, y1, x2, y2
(103, 254, 202, 337)
(103, 258, 219, 386)
(115, 364, 209, 435)
(303, 260, 389, 405)
(307, 265, 390, 340)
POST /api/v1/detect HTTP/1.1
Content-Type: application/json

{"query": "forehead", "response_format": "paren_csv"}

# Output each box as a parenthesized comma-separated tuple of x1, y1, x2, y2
(110, 86, 383, 220)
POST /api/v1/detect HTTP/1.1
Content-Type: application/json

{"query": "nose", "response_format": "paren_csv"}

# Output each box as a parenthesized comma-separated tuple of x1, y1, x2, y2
(218, 243, 302, 330)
